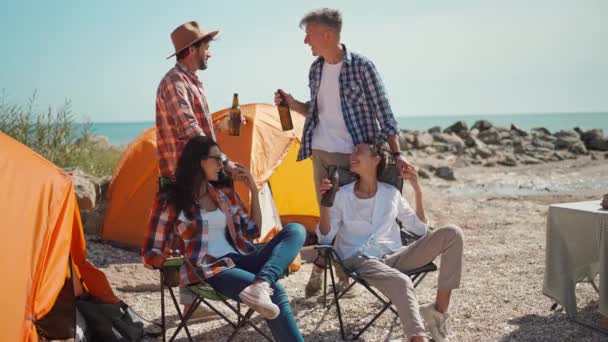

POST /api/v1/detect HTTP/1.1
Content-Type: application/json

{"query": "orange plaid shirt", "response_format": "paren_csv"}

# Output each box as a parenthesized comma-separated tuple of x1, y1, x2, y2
(156, 63, 216, 179)
(142, 185, 261, 285)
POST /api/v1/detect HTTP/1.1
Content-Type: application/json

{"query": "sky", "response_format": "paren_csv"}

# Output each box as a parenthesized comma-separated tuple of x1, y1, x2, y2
(0, 0, 607, 122)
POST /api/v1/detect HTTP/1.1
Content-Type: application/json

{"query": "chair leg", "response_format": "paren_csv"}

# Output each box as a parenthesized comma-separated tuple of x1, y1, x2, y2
(160, 273, 166, 342)
(167, 286, 194, 342)
(327, 257, 347, 341)
(221, 299, 273, 342)
(323, 262, 328, 308)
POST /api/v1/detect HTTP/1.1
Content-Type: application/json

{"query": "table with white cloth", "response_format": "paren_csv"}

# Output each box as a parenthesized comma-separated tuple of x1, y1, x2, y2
(543, 200, 608, 318)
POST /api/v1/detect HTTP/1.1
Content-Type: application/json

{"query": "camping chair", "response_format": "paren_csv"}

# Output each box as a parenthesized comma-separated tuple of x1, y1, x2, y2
(314, 159, 438, 340)
(158, 255, 274, 342)
(315, 229, 437, 340)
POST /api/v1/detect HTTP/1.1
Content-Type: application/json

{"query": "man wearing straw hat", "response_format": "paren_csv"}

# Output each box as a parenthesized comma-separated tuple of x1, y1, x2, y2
(142, 20, 221, 322)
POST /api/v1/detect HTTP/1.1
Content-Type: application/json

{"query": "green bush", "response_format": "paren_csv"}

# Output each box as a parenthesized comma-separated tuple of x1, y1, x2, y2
(0, 91, 122, 177)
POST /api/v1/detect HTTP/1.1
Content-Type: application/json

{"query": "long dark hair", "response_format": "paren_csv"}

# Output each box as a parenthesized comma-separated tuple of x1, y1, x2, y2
(172, 136, 218, 218)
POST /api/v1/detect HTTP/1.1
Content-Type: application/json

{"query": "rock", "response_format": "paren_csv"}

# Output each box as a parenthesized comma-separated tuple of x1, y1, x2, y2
(582, 129, 608, 151)
(476, 146, 493, 159)
(415, 132, 434, 149)
(531, 138, 555, 150)
(464, 134, 486, 148)
(580, 129, 604, 143)
(605, 152, 608, 159)
(399, 131, 417, 145)
(554, 129, 580, 139)
(568, 141, 588, 155)
(428, 126, 442, 134)
(555, 136, 582, 150)
(552, 152, 565, 161)
(417, 168, 431, 179)
(435, 166, 456, 181)
(472, 120, 493, 132)
(518, 155, 542, 165)
(433, 132, 466, 152)
(510, 124, 528, 137)
(591, 152, 599, 160)
(531, 127, 551, 135)
(432, 142, 452, 153)
(444, 121, 469, 137)
(497, 154, 518, 167)
(423, 146, 437, 154)
(66, 168, 98, 210)
(484, 160, 497, 167)
(478, 128, 501, 145)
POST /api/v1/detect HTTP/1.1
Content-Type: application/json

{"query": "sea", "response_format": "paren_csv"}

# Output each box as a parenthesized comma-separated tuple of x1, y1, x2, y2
(87, 112, 608, 146)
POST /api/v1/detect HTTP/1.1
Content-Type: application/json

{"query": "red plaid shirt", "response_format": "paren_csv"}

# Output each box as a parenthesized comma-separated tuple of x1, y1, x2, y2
(142, 185, 261, 285)
(156, 63, 216, 179)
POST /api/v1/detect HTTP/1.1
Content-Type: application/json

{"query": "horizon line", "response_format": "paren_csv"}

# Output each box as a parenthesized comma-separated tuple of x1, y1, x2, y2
(85, 110, 608, 124)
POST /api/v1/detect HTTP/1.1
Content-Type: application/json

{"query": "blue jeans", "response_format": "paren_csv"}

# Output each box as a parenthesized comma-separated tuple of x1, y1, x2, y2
(206, 223, 306, 342)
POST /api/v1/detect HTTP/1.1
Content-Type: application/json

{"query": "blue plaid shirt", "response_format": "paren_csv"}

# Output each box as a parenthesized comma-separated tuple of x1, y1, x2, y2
(297, 45, 399, 161)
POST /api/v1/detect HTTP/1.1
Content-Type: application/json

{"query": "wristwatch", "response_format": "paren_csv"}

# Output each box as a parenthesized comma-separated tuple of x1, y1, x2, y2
(391, 151, 402, 158)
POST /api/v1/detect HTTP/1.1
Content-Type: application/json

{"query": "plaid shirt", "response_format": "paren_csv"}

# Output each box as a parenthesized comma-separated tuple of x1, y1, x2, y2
(142, 185, 260, 285)
(298, 45, 399, 161)
(156, 63, 216, 179)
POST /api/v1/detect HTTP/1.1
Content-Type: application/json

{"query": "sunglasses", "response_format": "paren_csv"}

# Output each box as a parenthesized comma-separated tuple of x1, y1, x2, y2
(202, 153, 227, 164)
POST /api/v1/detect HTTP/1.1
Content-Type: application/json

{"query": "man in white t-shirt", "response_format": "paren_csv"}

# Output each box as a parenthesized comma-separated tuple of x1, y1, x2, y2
(274, 8, 413, 298)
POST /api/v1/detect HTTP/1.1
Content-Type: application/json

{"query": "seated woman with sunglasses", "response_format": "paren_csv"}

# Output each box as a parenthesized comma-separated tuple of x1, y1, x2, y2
(146, 136, 305, 341)
(317, 143, 464, 342)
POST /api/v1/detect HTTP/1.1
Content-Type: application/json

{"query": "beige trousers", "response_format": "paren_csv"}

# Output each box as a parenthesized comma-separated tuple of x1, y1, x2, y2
(344, 225, 464, 339)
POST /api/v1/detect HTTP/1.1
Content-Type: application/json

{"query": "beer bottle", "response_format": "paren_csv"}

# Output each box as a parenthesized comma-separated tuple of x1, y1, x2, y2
(320, 165, 339, 207)
(277, 90, 294, 131)
(229, 93, 241, 136)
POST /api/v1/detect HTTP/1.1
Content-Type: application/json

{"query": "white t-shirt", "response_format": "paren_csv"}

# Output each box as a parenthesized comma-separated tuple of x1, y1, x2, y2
(203, 208, 238, 258)
(311, 61, 353, 153)
(317, 182, 429, 260)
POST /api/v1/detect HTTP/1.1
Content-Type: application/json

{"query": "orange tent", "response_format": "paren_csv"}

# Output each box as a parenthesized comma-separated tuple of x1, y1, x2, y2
(0, 132, 118, 342)
(101, 103, 319, 250)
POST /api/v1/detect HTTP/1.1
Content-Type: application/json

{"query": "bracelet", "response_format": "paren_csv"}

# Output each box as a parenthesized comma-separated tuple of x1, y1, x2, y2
(391, 151, 402, 158)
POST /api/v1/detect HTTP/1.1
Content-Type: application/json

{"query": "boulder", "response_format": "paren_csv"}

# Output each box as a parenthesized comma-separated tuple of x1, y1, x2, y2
(581, 129, 608, 151)
(518, 155, 542, 165)
(432, 132, 466, 152)
(443, 121, 469, 137)
(532, 127, 552, 135)
(472, 120, 493, 132)
(568, 141, 588, 155)
(476, 146, 493, 159)
(510, 124, 528, 137)
(464, 134, 486, 148)
(427, 126, 442, 134)
(531, 138, 555, 150)
(478, 128, 501, 145)
(497, 154, 518, 167)
(415, 132, 434, 149)
(66, 168, 98, 210)
(435, 166, 456, 181)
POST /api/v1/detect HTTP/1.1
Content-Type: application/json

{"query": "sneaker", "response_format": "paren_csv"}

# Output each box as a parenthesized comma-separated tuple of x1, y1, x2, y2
(238, 282, 280, 320)
(305, 269, 323, 298)
(420, 303, 450, 342)
(184, 305, 220, 323)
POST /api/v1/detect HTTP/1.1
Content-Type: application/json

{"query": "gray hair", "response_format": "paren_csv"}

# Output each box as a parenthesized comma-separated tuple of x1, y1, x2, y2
(299, 8, 342, 33)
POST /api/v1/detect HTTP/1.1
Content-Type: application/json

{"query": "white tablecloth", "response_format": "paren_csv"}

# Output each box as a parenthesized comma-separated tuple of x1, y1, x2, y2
(543, 200, 608, 316)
